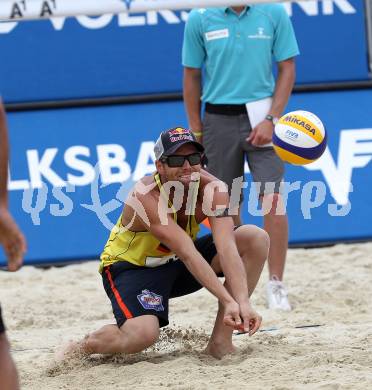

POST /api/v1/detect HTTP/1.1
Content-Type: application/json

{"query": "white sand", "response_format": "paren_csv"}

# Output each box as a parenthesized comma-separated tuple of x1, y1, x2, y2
(1, 242, 372, 390)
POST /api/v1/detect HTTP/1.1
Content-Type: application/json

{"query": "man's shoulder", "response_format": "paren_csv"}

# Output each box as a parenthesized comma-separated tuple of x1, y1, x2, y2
(132, 175, 158, 202)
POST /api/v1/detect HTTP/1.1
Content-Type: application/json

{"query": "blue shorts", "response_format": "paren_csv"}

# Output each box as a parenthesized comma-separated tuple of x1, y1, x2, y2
(102, 234, 218, 328)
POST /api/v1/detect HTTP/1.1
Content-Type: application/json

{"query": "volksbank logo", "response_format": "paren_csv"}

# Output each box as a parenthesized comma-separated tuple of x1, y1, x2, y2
(0, 0, 358, 34)
(7, 128, 372, 227)
(8, 129, 372, 206)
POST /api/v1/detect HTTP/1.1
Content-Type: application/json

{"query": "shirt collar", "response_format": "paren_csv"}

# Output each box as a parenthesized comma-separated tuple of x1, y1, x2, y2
(224, 6, 250, 16)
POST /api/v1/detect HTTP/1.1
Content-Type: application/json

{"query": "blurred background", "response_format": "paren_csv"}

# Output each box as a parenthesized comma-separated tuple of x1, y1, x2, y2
(1, 0, 372, 265)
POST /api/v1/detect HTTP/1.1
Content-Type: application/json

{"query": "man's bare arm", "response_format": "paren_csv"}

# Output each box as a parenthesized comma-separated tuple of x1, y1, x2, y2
(0, 102, 9, 207)
(0, 100, 26, 270)
(206, 185, 263, 333)
(268, 57, 296, 118)
(183, 67, 203, 138)
(208, 188, 250, 304)
(136, 191, 242, 328)
(247, 57, 296, 146)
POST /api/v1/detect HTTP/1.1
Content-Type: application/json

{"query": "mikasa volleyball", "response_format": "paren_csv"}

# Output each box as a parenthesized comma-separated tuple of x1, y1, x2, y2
(272, 110, 327, 165)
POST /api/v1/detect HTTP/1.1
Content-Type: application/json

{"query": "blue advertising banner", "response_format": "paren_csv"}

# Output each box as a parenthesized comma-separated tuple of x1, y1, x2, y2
(0, 11, 188, 103)
(288, 0, 369, 83)
(0, 0, 369, 103)
(1, 88, 372, 265)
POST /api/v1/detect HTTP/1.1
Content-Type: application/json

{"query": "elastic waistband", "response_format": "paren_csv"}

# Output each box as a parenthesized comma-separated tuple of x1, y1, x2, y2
(205, 102, 247, 116)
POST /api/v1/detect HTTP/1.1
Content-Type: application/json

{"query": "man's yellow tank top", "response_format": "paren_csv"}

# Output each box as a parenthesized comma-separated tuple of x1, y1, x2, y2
(99, 173, 200, 273)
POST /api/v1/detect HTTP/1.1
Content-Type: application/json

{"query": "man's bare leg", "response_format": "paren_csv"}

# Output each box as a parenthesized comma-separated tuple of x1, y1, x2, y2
(262, 193, 288, 280)
(233, 193, 287, 280)
(0, 333, 19, 390)
(264, 213, 288, 280)
(59, 315, 160, 358)
(205, 225, 269, 358)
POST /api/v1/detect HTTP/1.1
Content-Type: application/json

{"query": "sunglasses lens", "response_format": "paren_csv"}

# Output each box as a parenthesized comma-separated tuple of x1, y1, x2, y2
(165, 153, 202, 167)
(167, 156, 185, 167)
(188, 153, 202, 166)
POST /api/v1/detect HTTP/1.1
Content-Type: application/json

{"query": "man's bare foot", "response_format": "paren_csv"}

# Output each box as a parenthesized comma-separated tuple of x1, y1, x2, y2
(55, 340, 86, 361)
(204, 341, 236, 359)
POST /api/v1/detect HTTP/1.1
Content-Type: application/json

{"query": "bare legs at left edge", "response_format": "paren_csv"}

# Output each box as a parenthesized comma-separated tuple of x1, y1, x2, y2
(0, 333, 19, 390)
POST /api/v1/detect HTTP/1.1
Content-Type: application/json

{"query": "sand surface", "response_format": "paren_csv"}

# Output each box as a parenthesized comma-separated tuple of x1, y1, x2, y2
(1, 242, 372, 390)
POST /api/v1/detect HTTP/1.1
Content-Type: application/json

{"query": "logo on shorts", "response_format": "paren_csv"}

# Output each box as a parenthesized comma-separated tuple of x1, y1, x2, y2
(137, 290, 164, 311)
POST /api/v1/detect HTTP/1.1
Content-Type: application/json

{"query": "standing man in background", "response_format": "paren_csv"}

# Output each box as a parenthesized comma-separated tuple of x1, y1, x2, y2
(182, 4, 299, 310)
(0, 99, 26, 390)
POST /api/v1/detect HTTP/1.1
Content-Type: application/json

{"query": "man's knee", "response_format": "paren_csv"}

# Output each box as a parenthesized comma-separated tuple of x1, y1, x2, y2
(235, 225, 270, 257)
(121, 316, 160, 349)
(236, 224, 269, 242)
(251, 226, 270, 256)
(133, 322, 160, 348)
(84, 317, 160, 354)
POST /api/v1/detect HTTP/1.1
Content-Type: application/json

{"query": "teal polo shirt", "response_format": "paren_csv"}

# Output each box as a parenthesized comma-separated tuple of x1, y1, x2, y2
(182, 5, 299, 104)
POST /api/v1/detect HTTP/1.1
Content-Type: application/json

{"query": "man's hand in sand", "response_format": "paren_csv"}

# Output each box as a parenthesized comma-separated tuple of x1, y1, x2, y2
(0, 207, 26, 271)
(237, 301, 262, 336)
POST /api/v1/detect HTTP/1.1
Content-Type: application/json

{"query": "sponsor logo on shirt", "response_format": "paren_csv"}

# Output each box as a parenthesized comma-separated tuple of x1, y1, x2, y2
(248, 27, 271, 40)
(205, 28, 229, 41)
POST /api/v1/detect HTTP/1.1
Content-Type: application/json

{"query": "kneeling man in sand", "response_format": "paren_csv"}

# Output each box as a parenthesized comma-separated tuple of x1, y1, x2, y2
(65, 127, 268, 359)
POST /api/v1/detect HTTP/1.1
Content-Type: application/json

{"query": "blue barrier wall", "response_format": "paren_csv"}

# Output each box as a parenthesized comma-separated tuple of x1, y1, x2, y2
(290, 0, 368, 83)
(0, 0, 368, 103)
(2, 88, 372, 265)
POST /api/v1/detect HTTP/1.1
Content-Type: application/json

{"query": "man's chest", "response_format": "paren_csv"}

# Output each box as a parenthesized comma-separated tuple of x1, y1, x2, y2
(175, 203, 205, 230)
(202, 14, 274, 54)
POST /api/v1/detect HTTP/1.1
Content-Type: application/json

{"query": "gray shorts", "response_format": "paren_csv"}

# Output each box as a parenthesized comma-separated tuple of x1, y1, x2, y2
(202, 111, 284, 199)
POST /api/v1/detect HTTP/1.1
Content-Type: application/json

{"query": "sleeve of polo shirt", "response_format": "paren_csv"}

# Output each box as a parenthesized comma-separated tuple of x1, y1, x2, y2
(182, 10, 206, 69)
(272, 5, 300, 62)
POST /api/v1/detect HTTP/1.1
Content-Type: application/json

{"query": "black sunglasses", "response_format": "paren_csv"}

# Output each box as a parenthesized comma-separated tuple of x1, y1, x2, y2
(161, 153, 202, 168)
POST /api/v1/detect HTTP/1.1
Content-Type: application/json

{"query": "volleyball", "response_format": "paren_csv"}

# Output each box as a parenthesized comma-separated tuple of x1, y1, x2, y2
(272, 110, 327, 165)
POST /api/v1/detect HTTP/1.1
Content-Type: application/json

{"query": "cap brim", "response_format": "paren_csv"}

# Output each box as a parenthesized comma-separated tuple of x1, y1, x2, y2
(163, 140, 205, 156)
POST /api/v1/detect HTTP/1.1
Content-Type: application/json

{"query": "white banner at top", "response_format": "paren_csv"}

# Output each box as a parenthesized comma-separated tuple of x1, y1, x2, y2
(0, 0, 290, 21)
